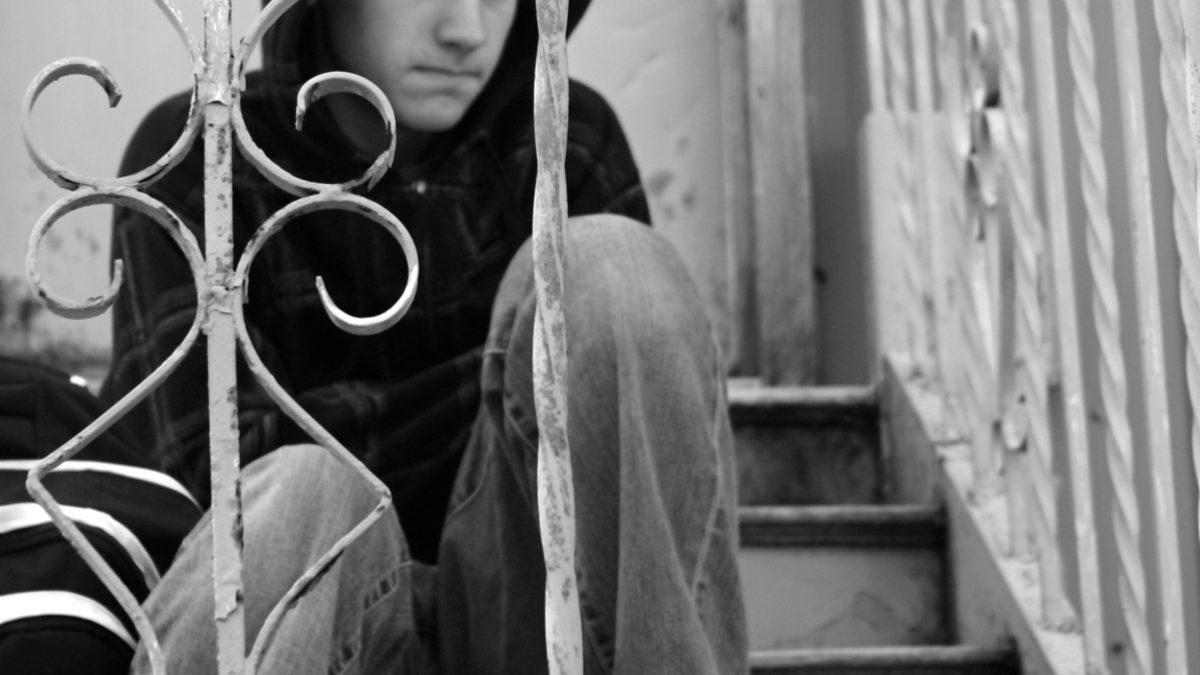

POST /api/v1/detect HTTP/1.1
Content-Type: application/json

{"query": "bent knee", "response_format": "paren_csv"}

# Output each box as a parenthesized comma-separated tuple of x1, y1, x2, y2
(242, 444, 388, 523)
(565, 215, 713, 354)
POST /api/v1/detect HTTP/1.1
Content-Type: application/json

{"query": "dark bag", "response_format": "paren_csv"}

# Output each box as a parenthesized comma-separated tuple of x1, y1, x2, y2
(0, 356, 202, 674)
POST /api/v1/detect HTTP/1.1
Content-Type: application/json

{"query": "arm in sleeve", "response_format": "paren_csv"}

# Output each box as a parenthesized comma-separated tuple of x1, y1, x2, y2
(563, 82, 652, 225)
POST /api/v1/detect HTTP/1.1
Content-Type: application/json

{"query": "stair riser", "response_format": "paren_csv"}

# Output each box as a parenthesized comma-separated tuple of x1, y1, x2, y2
(738, 546, 946, 651)
(736, 426, 881, 505)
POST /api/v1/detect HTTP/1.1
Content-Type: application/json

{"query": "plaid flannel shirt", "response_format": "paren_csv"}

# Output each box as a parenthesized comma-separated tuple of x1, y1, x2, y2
(101, 74, 649, 561)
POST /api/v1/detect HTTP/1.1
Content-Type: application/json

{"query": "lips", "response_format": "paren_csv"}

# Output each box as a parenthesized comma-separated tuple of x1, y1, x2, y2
(413, 66, 479, 79)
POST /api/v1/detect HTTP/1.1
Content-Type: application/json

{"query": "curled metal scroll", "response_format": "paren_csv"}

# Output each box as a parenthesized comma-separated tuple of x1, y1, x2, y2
(231, 193, 415, 670)
(24, 1, 415, 673)
(22, 0, 202, 192)
(231, 0, 397, 196)
(238, 194, 418, 336)
(25, 189, 206, 675)
(223, 0, 414, 668)
(20, 5, 203, 675)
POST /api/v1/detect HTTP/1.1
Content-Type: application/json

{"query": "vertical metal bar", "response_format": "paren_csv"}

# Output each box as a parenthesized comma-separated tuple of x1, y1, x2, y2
(1061, 0, 1152, 671)
(1150, 0, 1200, 669)
(1029, 0, 1108, 666)
(986, 0, 1074, 628)
(201, 1, 245, 673)
(715, 0, 758, 376)
(935, 0, 999, 494)
(882, 0, 928, 372)
(531, 0, 582, 673)
(909, 0, 949, 382)
(864, 0, 887, 112)
(1109, 0, 1189, 670)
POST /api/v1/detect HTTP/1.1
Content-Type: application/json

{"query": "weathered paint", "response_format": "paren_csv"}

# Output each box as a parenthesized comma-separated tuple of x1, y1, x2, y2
(532, 0, 583, 673)
(22, 186, 207, 675)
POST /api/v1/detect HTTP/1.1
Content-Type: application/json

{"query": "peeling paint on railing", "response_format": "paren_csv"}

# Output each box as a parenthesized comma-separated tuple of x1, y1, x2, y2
(531, 0, 583, 673)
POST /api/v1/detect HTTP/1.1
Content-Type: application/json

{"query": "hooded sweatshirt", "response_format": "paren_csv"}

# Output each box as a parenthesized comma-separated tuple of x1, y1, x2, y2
(102, 0, 649, 563)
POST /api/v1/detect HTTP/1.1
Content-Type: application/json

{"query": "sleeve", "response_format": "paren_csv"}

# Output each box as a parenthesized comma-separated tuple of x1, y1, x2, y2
(563, 82, 652, 225)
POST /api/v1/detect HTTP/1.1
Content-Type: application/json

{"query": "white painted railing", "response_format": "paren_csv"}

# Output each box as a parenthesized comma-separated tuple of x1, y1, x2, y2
(864, 1, 1200, 673)
(20, 1, 581, 674)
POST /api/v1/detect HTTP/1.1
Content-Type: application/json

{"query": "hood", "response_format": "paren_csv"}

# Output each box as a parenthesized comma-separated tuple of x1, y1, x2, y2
(260, 0, 592, 157)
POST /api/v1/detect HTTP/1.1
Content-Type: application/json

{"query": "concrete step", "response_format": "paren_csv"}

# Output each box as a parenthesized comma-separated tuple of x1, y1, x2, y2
(749, 646, 1017, 675)
(738, 505, 947, 651)
(730, 384, 881, 506)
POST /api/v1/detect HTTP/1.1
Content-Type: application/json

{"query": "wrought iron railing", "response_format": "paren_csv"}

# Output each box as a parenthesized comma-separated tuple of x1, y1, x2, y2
(21, 1, 582, 674)
(863, 0, 1200, 673)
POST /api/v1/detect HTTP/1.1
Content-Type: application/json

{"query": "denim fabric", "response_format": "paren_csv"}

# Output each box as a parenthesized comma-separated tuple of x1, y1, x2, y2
(129, 444, 433, 675)
(132, 215, 746, 674)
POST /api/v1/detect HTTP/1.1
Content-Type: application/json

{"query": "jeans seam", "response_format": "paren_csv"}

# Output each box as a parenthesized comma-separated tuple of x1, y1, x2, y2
(689, 335, 727, 599)
(328, 562, 411, 675)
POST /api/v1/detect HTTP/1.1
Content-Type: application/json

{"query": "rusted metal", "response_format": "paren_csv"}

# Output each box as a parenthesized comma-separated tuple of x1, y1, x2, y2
(199, 4, 247, 674)
(531, 0, 583, 672)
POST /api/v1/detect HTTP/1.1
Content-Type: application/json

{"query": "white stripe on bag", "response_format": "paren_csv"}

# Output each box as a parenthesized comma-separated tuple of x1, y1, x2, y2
(0, 503, 161, 590)
(0, 459, 197, 507)
(0, 591, 136, 649)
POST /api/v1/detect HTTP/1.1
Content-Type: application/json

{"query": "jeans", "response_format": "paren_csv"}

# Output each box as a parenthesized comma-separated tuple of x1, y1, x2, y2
(131, 215, 748, 674)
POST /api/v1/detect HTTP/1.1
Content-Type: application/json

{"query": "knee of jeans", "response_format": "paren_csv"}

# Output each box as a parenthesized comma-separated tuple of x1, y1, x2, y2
(245, 444, 389, 522)
(565, 215, 714, 359)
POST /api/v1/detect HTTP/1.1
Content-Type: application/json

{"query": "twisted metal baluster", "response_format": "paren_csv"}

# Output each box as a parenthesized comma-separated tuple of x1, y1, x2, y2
(1028, 0, 1107, 665)
(1188, 4, 1200, 194)
(882, 0, 928, 372)
(531, 0, 583, 671)
(21, 3, 205, 674)
(985, 0, 1074, 629)
(1153, 1, 1200, 670)
(1186, 0, 1200, 579)
(930, 0, 979, 454)
(1062, 0, 1151, 671)
(962, 21, 1008, 489)
(1108, 0, 1189, 668)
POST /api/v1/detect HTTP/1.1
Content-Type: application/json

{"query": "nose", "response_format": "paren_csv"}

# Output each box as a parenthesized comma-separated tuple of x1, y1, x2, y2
(436, 0, 488, 52)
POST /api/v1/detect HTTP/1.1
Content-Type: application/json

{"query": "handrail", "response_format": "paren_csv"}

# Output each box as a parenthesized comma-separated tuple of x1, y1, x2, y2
(863, 1, 1200, 673)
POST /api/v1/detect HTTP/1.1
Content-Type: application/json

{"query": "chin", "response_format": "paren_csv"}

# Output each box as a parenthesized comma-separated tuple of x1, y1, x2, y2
(392, 93, 478, 134)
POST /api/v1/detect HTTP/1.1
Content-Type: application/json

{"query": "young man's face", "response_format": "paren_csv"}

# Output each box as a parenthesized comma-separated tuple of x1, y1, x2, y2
(326, 0, 520, 133)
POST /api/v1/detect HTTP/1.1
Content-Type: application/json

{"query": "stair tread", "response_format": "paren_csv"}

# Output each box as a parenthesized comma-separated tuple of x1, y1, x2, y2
(729, 385, 878, 427)
(751, 645, 1016, 672)
(739, 504, 945, 548)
